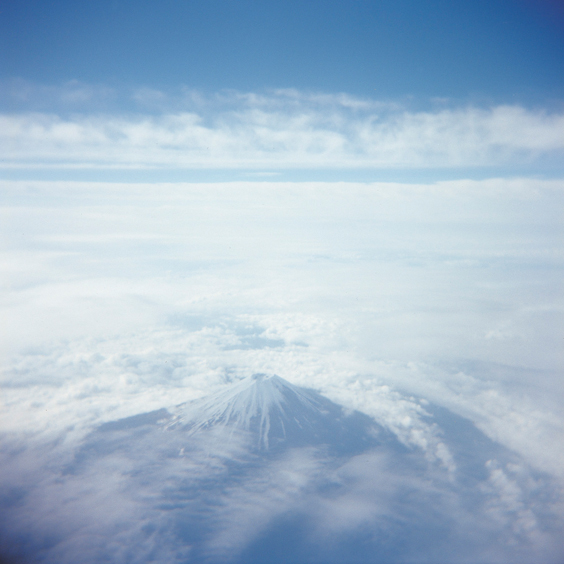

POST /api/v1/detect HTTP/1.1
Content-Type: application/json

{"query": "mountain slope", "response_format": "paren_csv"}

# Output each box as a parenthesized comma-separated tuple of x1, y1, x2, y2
(168, 373, 394, 453)
(2, 374, 563, 564)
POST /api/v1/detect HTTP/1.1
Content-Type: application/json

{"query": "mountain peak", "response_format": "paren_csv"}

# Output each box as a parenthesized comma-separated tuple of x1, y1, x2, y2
(170, 374, 328, 449)
(167, 374, 391, 456)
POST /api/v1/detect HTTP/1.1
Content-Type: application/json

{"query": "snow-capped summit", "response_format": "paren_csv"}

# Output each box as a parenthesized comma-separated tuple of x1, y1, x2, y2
(169, 374, 386, 452)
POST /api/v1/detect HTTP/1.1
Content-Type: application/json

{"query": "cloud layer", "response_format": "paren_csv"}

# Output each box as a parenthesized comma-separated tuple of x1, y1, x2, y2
(2, 371, 563, 563)
(1, 170, 562, 562)
(2, 87, 564, 170)
(1, 178, 562, 476)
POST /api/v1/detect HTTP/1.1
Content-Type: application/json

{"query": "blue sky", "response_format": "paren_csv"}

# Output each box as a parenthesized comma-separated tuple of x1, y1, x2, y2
(2, 0, 564, 103)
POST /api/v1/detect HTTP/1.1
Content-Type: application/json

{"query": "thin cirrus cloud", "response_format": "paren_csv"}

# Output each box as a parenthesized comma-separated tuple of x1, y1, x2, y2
(1, 87, 564, 170)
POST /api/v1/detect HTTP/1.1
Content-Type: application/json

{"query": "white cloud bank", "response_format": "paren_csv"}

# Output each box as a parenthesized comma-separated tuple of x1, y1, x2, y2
(2, 88, 564, 169)
(1, 178, 562, 477)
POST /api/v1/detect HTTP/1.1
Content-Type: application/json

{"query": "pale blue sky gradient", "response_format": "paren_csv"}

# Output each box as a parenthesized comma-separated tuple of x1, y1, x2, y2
(2, 0, 564, 105)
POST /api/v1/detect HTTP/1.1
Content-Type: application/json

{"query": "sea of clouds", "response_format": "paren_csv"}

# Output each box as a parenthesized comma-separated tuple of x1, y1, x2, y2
(0, 85, 563, 562)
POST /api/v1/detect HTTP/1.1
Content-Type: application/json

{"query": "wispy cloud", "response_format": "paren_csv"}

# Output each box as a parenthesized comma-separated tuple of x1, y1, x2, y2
(1, 86, 564, 170)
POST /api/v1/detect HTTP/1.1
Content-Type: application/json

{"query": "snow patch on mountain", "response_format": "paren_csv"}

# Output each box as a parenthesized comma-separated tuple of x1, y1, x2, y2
(167, 373, 386, 452)
(168, 374, 329, 448)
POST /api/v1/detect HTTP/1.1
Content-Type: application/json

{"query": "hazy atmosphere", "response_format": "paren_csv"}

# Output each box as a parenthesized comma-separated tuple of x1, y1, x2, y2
(1, 2, 563, 563)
